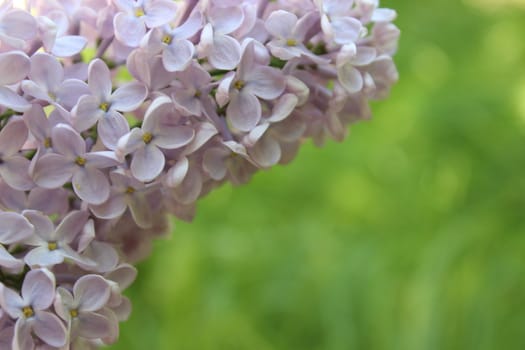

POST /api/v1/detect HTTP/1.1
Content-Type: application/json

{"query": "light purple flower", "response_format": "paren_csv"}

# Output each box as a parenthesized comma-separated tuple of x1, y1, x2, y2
(0, 269, 67, 349)
(265, 10, 329, 64)
(170, 61, 212, 116)
(0, 5, 37, 50)
(0, 211, 34, 270)
(32, 123, 119, 204)
(113, 0, 178, 47)
(0, 51, 31, 112)
(22, 53, 89, 115)
(73, 59, 147, 150)
(23, 210, 93, 268)
(336, 45, 377, 94)
(317, 0, 363, 45)
(90, 170, 153, 228)
(217, 41, 286, 132)
(54, 274, 112, 340)
(143, 11, 202, 72)
(117, 96, 195, 182)
(36, 13, 88, 57)
(198, 5, 243, 70)
(0, 117, 34, 191)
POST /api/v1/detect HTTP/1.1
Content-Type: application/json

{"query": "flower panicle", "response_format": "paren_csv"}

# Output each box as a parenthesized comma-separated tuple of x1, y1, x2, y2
(0, 0, 399, 348)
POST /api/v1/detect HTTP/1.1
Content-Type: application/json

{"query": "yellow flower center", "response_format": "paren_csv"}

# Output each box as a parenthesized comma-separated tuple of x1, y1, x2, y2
(48, 241, 58, 251)
(99, 102, 110, 112)
(162, 35, 172, 45)
(234, 80, 245, 90)
(22, 306, 34, 318)
(70, 309, 79, 318)
(142, 132, 153, 144)
(286, 39, 297, 47)
(134, 8, 145, 17)
(44, 137, 52, 148)
(126, 186, 135, 194)
(75, 156, 86, 166)
(194, 90, 201, 98)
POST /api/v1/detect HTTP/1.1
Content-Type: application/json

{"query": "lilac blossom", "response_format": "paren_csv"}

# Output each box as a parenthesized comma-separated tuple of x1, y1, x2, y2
(0, 51, 31, 112)
(113, 0, 178, 47)
(198, 5, 243, 69)
(0, 0, 400, 347)
(54, 274, 112, 340)
(22, 210, 93, 268)
(217, 41, 286, 132)
(143, 11, 203, 72)
(265, 10, 328, 64)
(36, 13, 88, 57)
(117, 96, 195, 182)
(0, 4, 37, 50)
(73, 59, 147, 149)
(0, 117, 34, 191)
(32, 123, 119, 204)
(0, 269, 67, 349)
(22, 53, 89, 115)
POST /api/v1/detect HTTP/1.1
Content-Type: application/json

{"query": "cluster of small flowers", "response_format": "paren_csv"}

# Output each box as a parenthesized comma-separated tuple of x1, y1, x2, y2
(0, 0, 399, 348)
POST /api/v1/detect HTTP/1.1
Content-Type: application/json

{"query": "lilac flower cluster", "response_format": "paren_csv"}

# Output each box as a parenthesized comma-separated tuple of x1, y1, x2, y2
(0, 0, 399, 348)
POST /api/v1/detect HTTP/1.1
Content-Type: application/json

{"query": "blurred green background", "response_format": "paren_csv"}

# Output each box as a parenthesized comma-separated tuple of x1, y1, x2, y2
(112, 1, 525, 349)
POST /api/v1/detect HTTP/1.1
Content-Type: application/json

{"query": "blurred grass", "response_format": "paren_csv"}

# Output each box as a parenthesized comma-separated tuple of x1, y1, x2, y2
(112, 1, 525, 349)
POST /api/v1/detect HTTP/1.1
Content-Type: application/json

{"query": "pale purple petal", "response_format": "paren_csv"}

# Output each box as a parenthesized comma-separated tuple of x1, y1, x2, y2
(114, 12, 146, 47)
(29, 53, 63, 92)
(72, 167, 110, 205)
(88, 59, 111, 100)
(210, 6, 243, 34)
(110, 82, 147, 111)
(32, 153, 74, 188)
(163, 39, 194, 72)
(55, 79, 90, 110)
(330, 17, 362, 45)
(203, 147, 228, 180)
(84, 151, 120, 168)
(0, 51, 30, 85)
(22, 269, 55, 310)
(55, 210, 89, 243)
(74, 275, 110, 312)
(227, 91, 261, 132)
(0, 212, 33, 244)
(33, 311, 67, 347)
(0, 156, 33, 191)
(128, 194, 152, 228)
(0, 118, 28, 155)
(338, 64, 363, 93)
(154, 125, 194, 149)
(23, 210, 54, 241)
(98, 112, 131, 150)
(117, 128, 144, 159)
(245, 66, 286, 100)
(143, 0, 177, 27)
(208, 33, 241, 70)
(268, 93, 298, 122)
(0, 285, 24, 318)
(76, 312, 111, 339)
(90, 193, 127, 219)
(0, 245, 24, 269)
(165, 157, 188, 188)
(52, 123, 85, 157)
(106, 264, 137, 290)
(265, 10, 296, 39)
(27, 188, 69, 216)
(130, 145, 165, 182)
(14, 319, 34, 350)
(51, 35, 87, 57)
(249, 134, 281, 167)
(24, 246, 64, 267)
(2, 9, 37, 40)
(171, 166, 201, 204)
(0, 86, 31, 112)
(73, 94, 105, 132)
(371, 8, 397, 22)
